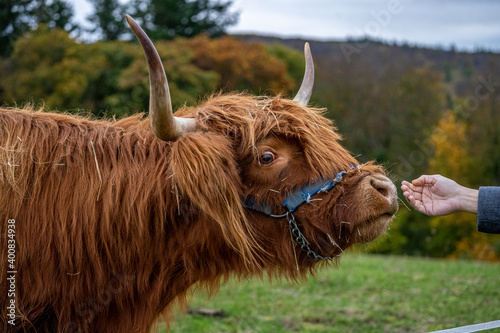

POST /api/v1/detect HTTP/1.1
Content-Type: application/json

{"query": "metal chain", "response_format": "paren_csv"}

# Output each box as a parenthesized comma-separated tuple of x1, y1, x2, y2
(286, 212, 339, 262)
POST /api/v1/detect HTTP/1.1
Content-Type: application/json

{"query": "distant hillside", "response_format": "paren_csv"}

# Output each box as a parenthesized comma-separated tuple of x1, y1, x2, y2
(237, 34, 499, 81)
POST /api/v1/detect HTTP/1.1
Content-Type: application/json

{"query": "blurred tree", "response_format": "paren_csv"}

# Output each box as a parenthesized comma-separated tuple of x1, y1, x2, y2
(112, 38, 220, 116)
(0, 26, 221, 117)
(318, 59, 445, 183)
(87, 0, 128, 41)
(126, 0, 154, 32)
(0, 0, 31, 56)
(33, 0, 75, 31)
(0, 0, 75, 56)
(265, 43, 305, 96)
(425, 111, 476, 258)
(0, 25, 105, 111)
(371, 111, 479, 258)
(463, 59, 500, 186)
(453, 233, 500, 262)
(0, 27, 297, 116)
(398, 110, 500, 262)
(148, 0, 238, 39)
(428, 112, 473, 180)
(183, 35, 296, 94)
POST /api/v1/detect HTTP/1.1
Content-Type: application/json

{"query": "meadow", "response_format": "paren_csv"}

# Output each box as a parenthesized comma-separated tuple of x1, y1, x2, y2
(155, 254, 500, 333)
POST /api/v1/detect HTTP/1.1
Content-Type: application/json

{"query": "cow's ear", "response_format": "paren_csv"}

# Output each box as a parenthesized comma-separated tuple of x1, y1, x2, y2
(170, 132, 259, 267)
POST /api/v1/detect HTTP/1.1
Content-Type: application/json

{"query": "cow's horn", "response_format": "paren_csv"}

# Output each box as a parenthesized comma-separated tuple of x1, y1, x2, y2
(293, 42, 314, 106)
(126, 15, 196, 141)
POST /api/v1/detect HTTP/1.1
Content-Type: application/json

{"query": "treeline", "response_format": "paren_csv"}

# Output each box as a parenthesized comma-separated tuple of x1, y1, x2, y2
(0, 27, 300, 117)
(2, 2, 500, 261)
(0, 0, 238, 56)
(1, 0, 301, 117)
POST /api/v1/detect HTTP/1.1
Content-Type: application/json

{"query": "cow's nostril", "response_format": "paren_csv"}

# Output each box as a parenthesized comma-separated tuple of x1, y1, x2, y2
(376, 187, 388, 197)
(369, 177, 393, 199)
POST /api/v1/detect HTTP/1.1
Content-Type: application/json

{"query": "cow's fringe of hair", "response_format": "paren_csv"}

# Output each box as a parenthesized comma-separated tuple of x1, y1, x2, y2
(178, 93, 357, 181)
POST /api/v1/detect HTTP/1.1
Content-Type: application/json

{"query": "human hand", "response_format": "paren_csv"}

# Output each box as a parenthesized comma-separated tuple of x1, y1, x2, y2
(401, 175, 478, 216)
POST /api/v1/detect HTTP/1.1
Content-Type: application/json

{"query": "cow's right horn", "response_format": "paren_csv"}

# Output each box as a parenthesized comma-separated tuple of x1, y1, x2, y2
(126, 15, 196, 141)
(293, 42, 314, 107)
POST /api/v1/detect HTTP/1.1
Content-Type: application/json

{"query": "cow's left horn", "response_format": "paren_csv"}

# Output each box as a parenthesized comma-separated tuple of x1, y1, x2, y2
(293, 42, 314, 106)
(126, 15, 196, 141)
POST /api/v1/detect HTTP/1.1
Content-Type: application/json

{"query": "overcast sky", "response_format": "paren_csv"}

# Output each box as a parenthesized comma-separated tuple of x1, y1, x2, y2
(70, 0, 500, 52)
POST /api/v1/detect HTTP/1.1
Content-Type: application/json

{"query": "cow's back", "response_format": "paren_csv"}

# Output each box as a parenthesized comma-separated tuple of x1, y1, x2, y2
(0, 108, 174, 332)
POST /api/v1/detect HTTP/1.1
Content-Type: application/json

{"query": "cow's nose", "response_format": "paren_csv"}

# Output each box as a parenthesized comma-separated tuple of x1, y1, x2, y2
(369, 176, 399, 215)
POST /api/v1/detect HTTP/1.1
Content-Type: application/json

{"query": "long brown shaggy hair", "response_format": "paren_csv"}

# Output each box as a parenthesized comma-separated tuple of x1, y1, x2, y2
(0, 94, 391, 332)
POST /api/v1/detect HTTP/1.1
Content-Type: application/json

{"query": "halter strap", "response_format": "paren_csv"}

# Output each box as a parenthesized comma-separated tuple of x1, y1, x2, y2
(244, 166, 358, 216)
(243, 165, 360, 262)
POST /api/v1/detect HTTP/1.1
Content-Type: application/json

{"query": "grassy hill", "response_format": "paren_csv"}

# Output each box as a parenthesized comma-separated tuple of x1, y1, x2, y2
(155, 254, 500, 333)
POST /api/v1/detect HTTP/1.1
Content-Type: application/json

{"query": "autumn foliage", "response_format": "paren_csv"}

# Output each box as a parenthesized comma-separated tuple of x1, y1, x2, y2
(182, 35, 296, 94)
(0, 27, 297, 118)
(427, 112, 500, 261)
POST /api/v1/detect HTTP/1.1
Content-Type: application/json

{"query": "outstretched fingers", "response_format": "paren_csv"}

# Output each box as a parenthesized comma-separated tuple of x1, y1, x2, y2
(401, 180, 426, 213)
(401, 181, 422, 199)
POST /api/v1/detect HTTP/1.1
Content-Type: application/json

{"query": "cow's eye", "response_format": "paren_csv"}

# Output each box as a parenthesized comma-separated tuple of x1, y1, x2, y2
(259, 151, 276, 165)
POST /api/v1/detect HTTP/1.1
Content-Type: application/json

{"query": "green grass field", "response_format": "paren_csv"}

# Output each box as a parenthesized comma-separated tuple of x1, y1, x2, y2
(155, 254, 500, 333)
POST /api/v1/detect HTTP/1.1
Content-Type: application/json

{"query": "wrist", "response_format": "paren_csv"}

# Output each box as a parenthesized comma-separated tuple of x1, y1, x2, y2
(458, 186, 478, 214)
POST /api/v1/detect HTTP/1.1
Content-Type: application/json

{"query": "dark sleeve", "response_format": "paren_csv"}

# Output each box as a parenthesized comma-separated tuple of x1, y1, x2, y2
(477, 187, 500, 234)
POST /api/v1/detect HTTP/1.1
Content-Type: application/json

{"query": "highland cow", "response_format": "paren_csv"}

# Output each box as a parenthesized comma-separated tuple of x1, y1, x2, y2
(0, 16, 398, 332)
